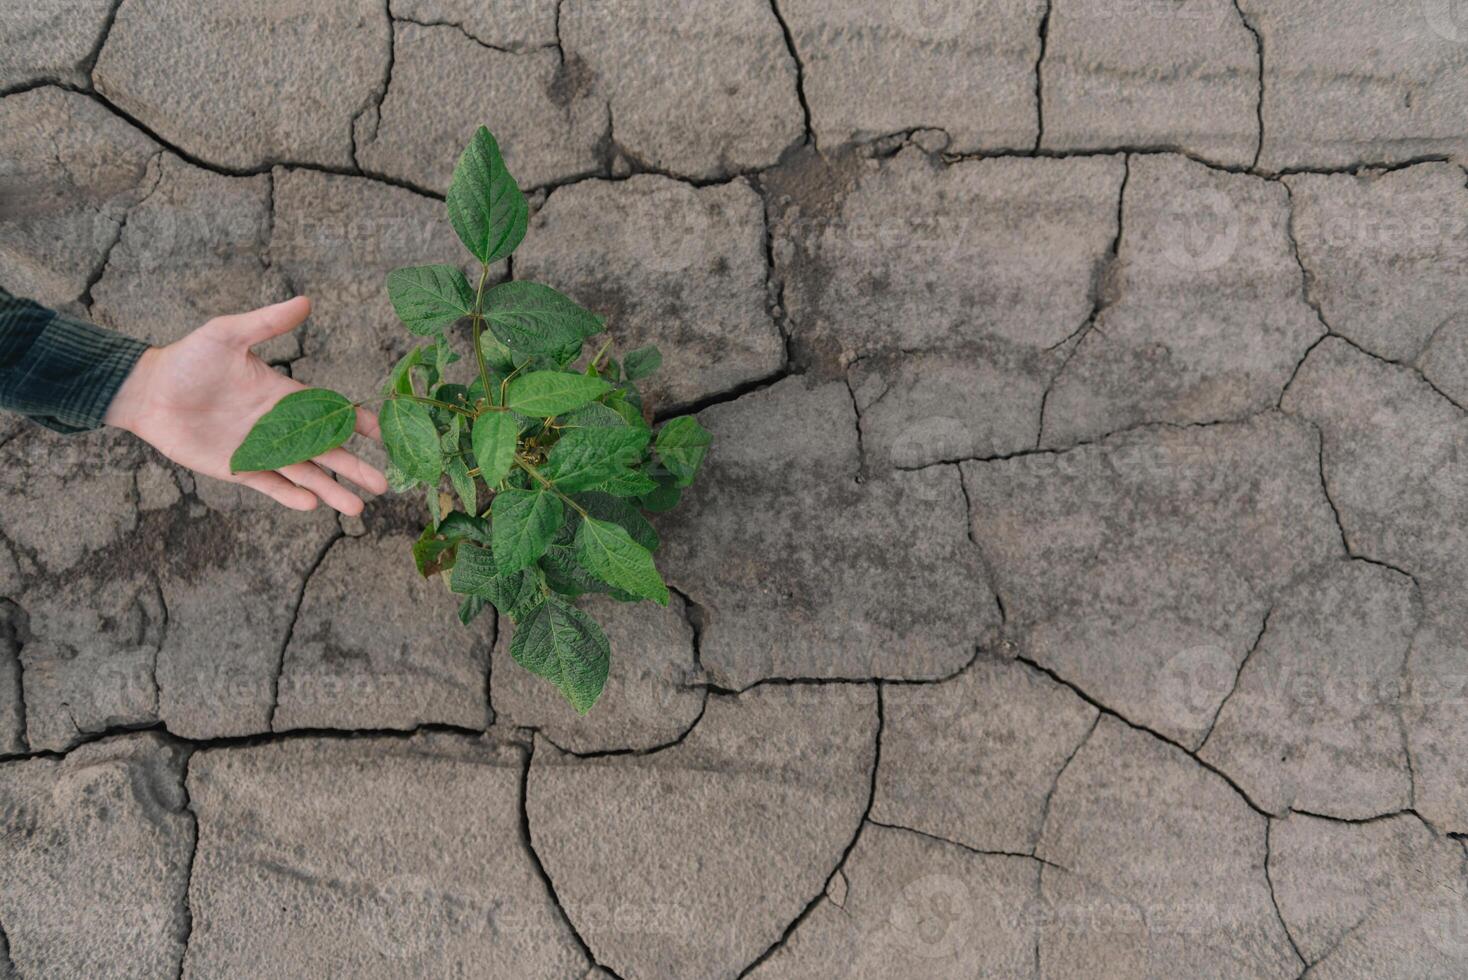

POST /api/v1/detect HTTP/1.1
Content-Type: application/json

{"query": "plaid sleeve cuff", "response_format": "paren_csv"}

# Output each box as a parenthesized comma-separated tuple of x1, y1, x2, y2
(0, 303, 150, 434)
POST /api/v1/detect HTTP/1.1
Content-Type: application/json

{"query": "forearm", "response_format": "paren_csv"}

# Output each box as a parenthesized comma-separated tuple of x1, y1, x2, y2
(0, 287, 150, 433)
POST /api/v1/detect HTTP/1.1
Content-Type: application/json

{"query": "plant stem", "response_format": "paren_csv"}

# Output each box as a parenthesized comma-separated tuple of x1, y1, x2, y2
(470, 262, 493, 405)
(395, 393, 474, 418)
(499, 360, 525, 406)
(590, 336, 613, 370)
(514, 457, 589, 518)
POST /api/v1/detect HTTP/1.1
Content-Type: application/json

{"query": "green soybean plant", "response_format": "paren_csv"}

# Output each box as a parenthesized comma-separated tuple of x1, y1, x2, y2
(229, 126, 711, 714)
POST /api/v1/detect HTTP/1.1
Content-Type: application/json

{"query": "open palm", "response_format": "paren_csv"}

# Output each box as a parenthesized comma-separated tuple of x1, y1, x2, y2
(106, 297, 387, 514)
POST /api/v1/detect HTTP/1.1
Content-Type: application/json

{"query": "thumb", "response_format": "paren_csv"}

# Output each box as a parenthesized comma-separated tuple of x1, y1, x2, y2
(205, 296, 311, 349)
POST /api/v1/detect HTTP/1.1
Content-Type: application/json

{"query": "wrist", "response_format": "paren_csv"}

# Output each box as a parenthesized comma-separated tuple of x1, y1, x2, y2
(104, 345, 162, 434)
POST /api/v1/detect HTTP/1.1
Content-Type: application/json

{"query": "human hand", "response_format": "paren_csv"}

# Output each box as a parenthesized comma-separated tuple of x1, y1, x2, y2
(104, 296, 388, 515)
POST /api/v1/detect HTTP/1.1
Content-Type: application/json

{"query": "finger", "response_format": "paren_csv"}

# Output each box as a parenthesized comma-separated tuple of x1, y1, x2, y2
(279, 461, 366, 516)
(355, 406, 381, 441)
(238, 471, 319, 512)
(313, 447, 388, 495)
(205, 296, 311, 350)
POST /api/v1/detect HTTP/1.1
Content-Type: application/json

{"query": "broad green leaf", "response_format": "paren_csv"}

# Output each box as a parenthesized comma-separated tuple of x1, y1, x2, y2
(412, 522, 460, 578)
(379, 397, 443, 484)
(573, 492, 659, 550)
(387, 264, 474, 336)
(422, 511, 491, 566)
(434, 384, 474, 421)
(435, 335, 460, 376)
(622, 345, 662, 381)
(446, 126, 527, 264)
(492, 488, 563, 575)
(503, 372, 611, 417)
(606, 389, 649, 430)
(479, 331, 516, 375)
(383, 344, 434, 396)
(560, 402, 627, 429)
(655, 416, 712, 487)
(458, 595, 487, 626)
(438, 510, 493, 545)
(638, 473, 682, 512)
(441, 412, 463, 448)
(540, 545, 639, 601)
(449, 543, 546, 621)
(230, 389, 356, 472)
(482, 281, 604, 357)
(539, 546, 594, 598)
(449, 541, 497, 596)
(509, 599, 610, 714)
(491, 567, 548, 623)
(386, 460, 420, 494)
(599, 468, 659, 498)
(542, 426, 650, 491)
(471, 412, 519, 486)
(574, 516, 669, 605)
(447, 455, 477, 513)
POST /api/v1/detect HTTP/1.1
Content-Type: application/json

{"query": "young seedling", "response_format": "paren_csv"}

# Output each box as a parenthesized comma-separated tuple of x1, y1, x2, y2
(229, 126, 711, 714)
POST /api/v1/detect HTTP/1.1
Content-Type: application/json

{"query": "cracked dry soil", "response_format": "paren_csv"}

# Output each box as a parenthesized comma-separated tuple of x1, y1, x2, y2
(5, 0, 1468, 977)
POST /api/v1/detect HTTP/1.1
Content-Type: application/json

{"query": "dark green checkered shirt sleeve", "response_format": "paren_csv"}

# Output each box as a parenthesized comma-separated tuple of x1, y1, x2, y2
(0, 287, 149, 434)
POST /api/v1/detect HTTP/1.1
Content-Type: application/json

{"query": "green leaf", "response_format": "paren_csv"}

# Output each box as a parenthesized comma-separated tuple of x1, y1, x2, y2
(600, 469, 659, 498)
(539, 546, 594, 597)
(492, 488, 563, 575)
(387, 264, 474, 336)
(438, 510, 493, 545)
(458, 595, 488, 626)
(386, 460, 420, 494)
(426, 484, 443, 525)
(503, 372, 611, 417)
(449, 542, 547, 621)
(379, 397, 443, 484)
(449, 541, 497, 595)
(540, 545, 638, 601)
(230, 389, 357, 472)
(471, 412, 519, 487)
(439, 413, 463, 457)
(491, 567, 548, 623)
(655, 416, 712, 487)
(559, 402, 628, 429)
(383, 344, 435, 397)
(447, 455, 477, 513)
(623, 345, 662, 381)
(482, 281, 604, 357)
(542, 426, 650, 491)
(573, 492, 659, 550)
(638, 473, 682, 512)
(446, 126, 527, 264)
(412, 522, 459, 578)
(606, 389, 649, 430)
(435, 335, 460, 376)
(479, 331, 516, 375)
(509, 599, 610, 714)
(574, 516, 669, 605)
